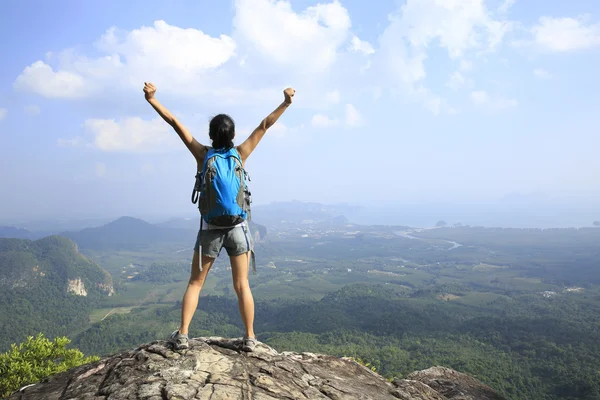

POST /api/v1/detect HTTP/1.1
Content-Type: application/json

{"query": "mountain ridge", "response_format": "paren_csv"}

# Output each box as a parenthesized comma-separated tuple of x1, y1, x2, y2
(61, 215, 269, 250)
(0, 235, 113, 295)
(8, 337, 504, 400)
(61, 216, 193, 250)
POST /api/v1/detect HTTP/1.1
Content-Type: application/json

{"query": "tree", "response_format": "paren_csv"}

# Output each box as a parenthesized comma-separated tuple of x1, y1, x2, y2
(0, 333, 100, 397)
(436, 220, 447, 227)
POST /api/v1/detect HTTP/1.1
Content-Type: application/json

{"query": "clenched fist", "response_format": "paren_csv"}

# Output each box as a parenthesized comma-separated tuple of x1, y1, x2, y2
(284, 87, 295, 105)
(143, 82, 156, 101)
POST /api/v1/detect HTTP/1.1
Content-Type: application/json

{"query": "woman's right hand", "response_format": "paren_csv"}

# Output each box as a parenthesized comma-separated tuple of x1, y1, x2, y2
(284, 87, 295, 105)
(144, 82, 156, 101)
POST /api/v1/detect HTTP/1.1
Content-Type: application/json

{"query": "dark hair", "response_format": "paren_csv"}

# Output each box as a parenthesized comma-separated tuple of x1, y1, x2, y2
(209, 114, 235, 149)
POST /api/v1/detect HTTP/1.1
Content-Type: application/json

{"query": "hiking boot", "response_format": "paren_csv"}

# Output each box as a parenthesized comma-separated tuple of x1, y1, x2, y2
(241, 336, 258, 352)
(169, 330, 189, 350)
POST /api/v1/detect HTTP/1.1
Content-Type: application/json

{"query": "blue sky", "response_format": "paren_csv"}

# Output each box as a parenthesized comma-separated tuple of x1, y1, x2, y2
(1, 0, 599, 224)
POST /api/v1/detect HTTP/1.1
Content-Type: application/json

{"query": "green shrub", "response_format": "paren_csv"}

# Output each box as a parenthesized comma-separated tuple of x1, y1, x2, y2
(0, 333, 100, 397)
(347, 356, 379, 373)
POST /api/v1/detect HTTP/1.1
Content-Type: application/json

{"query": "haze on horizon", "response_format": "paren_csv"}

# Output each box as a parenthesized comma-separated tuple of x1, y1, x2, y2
(1, 0, 599, 227)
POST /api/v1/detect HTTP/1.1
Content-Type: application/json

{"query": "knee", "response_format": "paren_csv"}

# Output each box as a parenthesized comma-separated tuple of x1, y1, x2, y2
(233, 279, 250, 295)
(189, 276, 205, 288)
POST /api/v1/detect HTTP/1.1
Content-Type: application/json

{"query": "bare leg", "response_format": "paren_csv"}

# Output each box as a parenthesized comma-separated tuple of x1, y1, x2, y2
(230, 252, 255, 338)
(179, 251, 215, 335)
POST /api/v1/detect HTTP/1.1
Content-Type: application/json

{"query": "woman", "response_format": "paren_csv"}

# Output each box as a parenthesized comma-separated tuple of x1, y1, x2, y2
(143, 82, 295, 351)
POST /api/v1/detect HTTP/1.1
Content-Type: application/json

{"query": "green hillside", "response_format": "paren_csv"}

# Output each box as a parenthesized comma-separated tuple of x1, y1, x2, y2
(0, 236, 113, 350)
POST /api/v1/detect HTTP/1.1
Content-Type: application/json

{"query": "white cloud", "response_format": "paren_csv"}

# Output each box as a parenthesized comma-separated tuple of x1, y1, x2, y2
(237, 121, 298, 140)
(14, 21, 237, 100)
(447, 71, 473, 90)
(459, 60, 473, 72)
(311, 114, 338, 127)
(376, 0, 512, 113)
(498, 0, 516, 14)
(345, 104, 363, 126)
(95, 163, 106, 177)
(349, 35, 375, 55)
(14, 61, 87, 98)
(24, 105, 41, 115)
(471, 90, 490, 105)
(471, 90, 518, 111)
(11, 0, 528, 124)
(386, 0, 511, 59)
(232, 0, 351, 73)
(97, 21, 236, 71)
(533, 68, 552, 79)
(447, 60, 473, 91)
(60, 116, 178, 153)
(531, 15, 600, 52)
(496, 97, 519, 109)
(13, 3, 367, 112)
(268, 122, 289, 138)
(326, 90, 341, 105)
(311, 104, 363, 128)
(414, 87, 443, 115)
(229, 1, 372, 110)
(0, 109, 7, 121)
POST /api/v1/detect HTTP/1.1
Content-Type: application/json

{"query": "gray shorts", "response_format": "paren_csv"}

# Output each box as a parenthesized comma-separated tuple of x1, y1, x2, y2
(194, 223, 253, 258)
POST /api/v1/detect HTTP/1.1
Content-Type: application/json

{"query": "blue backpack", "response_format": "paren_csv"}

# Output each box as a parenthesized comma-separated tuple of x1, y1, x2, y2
(191, 147, 252, 227)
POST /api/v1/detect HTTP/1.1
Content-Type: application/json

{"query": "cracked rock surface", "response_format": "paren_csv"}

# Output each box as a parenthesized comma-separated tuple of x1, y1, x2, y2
(9, 337, 505, 400)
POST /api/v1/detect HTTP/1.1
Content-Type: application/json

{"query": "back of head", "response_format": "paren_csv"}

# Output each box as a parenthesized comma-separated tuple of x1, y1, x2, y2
(209, 114, 235, 150)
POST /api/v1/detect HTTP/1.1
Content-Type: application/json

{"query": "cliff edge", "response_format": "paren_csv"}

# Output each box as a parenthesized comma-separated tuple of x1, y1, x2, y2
(9, 337, 505, 400)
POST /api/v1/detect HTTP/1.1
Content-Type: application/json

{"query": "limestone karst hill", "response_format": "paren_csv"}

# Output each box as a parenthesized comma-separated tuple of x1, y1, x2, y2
(9, 337, 505, 400)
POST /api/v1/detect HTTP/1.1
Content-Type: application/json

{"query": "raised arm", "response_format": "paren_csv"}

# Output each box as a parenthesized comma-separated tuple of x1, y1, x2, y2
(143, 82, 206, 162)
(237, 87, 295, 161)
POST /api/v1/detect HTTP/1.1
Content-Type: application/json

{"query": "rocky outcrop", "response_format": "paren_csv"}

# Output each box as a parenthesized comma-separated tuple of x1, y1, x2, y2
(9, 337, 505, 400)
(66, 278, 88, 296)
(96, 282, 115, 296)
(397, 368, 505, 400)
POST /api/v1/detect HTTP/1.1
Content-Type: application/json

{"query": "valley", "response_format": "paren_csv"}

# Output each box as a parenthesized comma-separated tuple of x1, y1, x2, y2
(1, 208, 599, 399)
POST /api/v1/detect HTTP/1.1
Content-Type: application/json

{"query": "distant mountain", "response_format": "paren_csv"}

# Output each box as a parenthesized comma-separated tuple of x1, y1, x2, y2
(0, 226, 35, 239)
(63, 215, 269, 251)
(62, 216, 193, 250)
(15, 218, 115, 234)
(0, 218, 116, 240)
(0, 235, 113, 351)
(157, 217, 199, 230)
(251, 201, 360, 228)
(159, 216, 268, 242)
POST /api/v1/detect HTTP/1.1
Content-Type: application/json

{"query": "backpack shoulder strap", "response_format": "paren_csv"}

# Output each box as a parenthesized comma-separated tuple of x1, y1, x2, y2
(203, 146, 215, 163)
(230, 146, 242, 159)
(192, 146, 215, 205)
(219, 147, 242, 164)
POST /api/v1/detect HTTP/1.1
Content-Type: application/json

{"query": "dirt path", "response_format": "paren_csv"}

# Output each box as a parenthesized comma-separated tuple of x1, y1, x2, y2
(100, 308, 116, 321)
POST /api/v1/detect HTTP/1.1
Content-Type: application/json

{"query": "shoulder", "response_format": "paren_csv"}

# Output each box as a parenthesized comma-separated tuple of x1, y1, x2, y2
(235, 145, 248, 163)
(191, 142, 209, 162)
(196, 146, 211, 170)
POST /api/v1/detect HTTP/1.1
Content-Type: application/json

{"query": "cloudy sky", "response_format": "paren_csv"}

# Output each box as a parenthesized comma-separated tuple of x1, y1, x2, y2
(1, 0, 599, 222)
